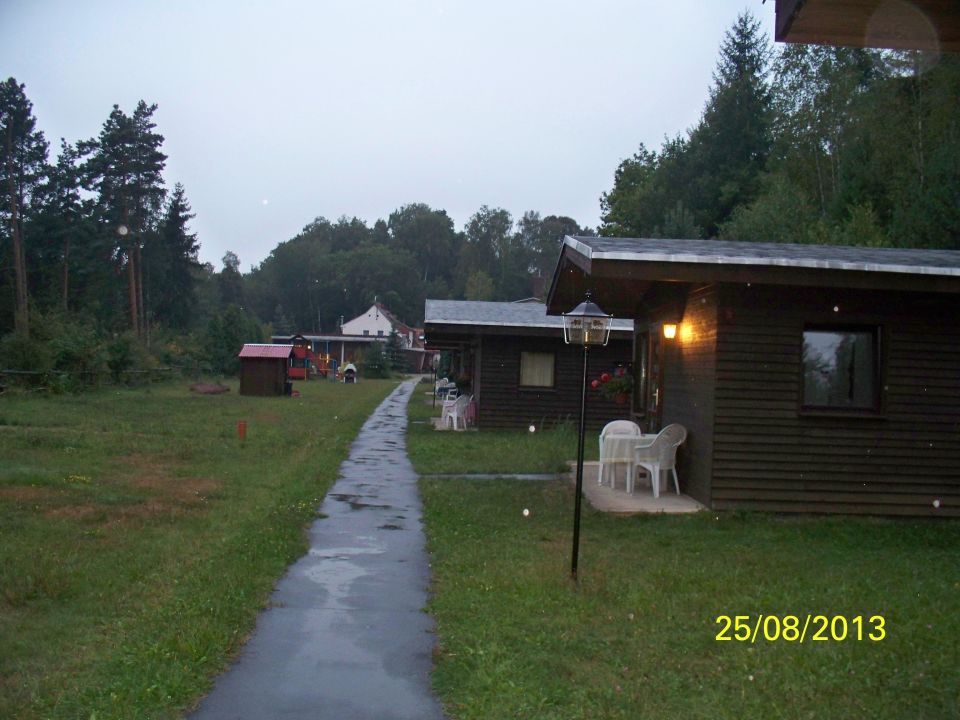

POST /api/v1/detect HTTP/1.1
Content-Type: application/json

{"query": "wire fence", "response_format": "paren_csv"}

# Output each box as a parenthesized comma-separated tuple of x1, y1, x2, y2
(0, 366, 192, 393)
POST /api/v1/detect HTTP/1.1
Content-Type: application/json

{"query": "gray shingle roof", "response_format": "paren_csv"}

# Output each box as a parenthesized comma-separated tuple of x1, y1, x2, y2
(565, 236, 960, 277)
(424, 299, 633, 330)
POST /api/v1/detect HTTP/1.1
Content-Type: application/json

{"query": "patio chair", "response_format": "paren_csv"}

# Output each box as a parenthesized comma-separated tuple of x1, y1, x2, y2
(598, 420, 643, 489)
(435, 377, 450, 397)
(630, 423, 687, 498)
(447, 394, 472, 431)
(440, 392, 457, 426)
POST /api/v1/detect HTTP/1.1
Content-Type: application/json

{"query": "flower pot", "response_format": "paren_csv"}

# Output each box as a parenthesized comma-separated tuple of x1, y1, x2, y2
(614, 393, 628, 405)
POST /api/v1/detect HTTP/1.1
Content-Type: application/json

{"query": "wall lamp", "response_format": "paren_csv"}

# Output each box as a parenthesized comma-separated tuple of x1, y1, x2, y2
(662, 323, 678, 340)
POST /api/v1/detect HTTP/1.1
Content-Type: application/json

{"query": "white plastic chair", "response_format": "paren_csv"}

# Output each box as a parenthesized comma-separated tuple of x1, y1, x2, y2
(440, 392, 457, 426)
(598, 420, 643, 489)
(447, 394, 471, 431)
(630, 424, 687, 497)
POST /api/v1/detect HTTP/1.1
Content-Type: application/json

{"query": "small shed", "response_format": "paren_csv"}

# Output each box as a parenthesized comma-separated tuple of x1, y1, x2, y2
(238, 344, 294, 396)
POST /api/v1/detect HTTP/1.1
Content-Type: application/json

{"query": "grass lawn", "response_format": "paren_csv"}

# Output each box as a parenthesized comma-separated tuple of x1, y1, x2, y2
(411, 395, 960, 719)
(407, 385, 597, 475)
(0, 377, 398, 719)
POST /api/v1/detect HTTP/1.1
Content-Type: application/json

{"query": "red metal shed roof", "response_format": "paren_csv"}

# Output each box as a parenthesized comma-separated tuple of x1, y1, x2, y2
(238, 344, 294, 359)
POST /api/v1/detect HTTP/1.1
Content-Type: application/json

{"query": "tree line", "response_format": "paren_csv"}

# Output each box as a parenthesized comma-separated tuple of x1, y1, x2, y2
(0, 76, 589, 379)
(242, 206, 589, 335)
(600, 12, 960, 249)
(3, 10, 957, 380)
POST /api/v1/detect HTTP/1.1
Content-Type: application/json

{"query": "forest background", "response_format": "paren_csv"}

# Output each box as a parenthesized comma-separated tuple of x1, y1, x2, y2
(1, 13, 958, 383)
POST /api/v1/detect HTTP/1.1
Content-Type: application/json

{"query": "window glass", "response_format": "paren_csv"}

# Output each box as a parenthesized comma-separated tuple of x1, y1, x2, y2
(520, 351, 555, 388)
(802, 328, 878, 410)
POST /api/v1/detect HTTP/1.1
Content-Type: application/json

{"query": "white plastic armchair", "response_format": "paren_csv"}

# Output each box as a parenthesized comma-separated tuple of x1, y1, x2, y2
(447, 394, 472, 431)
(598, 420, 643, 489)
(630, 423, 687, 497)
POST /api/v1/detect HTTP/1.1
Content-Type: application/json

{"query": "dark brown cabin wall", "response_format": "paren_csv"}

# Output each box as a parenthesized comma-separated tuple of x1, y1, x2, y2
(658, 284, 717, 507)
(240, 358, 287, 396)
(713, 284, 960, 517)
(477, 335, 633, 430)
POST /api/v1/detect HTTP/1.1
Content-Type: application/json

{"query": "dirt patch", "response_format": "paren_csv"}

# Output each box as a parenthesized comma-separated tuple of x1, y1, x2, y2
(123, 453, 221, 506)
(189, 382, 230, 395)
(0, 486, 57, 503)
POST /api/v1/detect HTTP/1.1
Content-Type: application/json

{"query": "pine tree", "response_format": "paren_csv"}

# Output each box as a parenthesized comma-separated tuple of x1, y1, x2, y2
(687, 11, 773, 236)
(0, 78, 50, 333)
(80, 101, 167, 336)
(146, 183, 199, 328)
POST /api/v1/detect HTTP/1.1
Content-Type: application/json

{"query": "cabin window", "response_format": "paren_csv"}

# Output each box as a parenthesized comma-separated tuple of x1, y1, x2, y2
(378, 330, 384, 337)
(802, 327, 880, 411)
(519, 351, 555, 388)
(363, 330, 369, 336)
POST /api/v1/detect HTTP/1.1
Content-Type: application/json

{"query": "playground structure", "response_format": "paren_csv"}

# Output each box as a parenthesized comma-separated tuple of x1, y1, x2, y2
(287, 335, 331, 381)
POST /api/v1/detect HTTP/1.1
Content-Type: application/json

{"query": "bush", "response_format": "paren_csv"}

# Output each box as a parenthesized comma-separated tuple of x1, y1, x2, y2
(360, 344, 390, 378)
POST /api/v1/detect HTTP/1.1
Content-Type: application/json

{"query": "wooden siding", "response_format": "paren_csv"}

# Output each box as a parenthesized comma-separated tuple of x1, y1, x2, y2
(240, 358, 288, 396)
(659, 285, 718, 507)
(712, 284, 960, 517)
(477, 335, 634, 431)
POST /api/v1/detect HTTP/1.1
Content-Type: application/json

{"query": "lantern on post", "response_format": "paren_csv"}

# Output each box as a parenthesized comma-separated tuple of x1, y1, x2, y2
(562, 291, 612, 581)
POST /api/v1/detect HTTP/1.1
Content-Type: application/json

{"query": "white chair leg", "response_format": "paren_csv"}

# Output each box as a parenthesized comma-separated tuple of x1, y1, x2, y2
(626, 465, 634, 494)
(672, 468, 680, 494)
(598, 461, 605, 486)
(651, 464, 660, 499)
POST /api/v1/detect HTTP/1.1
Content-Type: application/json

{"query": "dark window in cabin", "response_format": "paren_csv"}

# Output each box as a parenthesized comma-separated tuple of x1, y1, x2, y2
(802, 327, 880, 411)
(519, 351, 555, 388)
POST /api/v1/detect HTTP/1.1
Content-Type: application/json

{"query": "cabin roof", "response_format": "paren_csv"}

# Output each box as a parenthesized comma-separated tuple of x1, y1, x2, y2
(238, 344, 294, 359)
(424, 299, 633, 331)
(563, 236, 960, 277)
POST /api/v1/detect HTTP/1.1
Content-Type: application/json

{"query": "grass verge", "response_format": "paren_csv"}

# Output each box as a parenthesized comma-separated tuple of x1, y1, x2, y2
(0, 377, 398, 719)
(412, 394, 960, 719)
(406, 385, 597, 475)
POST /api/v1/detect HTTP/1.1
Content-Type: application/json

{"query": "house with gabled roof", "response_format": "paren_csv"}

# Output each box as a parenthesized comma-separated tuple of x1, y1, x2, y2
(424, 299, 634, 430)
(547, 235, 960, 517)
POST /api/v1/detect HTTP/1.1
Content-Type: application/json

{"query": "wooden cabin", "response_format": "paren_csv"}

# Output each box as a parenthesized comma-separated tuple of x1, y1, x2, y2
(774, 0, 960, 53)
(424, 300, 634, 430)
(547, 236, 960, 517)
(238, 344, 294, 396)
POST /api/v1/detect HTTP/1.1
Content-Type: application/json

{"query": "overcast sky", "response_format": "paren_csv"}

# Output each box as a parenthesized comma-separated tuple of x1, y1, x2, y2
(1, 1, 774, 270)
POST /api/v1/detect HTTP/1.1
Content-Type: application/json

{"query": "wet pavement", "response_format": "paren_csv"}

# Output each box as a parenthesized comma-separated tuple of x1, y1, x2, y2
(190, 379, 445, 720)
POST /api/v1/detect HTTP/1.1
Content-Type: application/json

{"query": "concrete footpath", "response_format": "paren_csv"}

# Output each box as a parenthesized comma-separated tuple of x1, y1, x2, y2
(190, 379, 445, 720)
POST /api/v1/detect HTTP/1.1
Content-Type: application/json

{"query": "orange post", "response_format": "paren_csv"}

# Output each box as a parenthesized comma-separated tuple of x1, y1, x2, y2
(238, 420, 247, 443)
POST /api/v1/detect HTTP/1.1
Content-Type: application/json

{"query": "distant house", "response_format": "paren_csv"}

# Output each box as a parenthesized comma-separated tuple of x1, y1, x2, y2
(547, 235, 960, 517)
(424, 300, 634, 430)
(274, 302, 429, 373)
(238, 344, 293, 396)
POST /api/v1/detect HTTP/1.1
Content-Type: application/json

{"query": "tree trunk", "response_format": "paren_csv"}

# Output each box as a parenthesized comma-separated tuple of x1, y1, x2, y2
(127, 242, 139, 337)
(61, 233, 70, 310)
(136, 242, 145, 339)
(5, 125, 28, 334)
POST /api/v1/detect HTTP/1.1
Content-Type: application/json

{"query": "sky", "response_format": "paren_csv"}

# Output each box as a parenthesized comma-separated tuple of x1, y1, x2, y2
(0, 1, 775, 270)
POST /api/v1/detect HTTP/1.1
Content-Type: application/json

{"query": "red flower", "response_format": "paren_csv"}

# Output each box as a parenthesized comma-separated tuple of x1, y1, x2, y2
(591, 379, 600, 389)
(600, 372, 611, 383)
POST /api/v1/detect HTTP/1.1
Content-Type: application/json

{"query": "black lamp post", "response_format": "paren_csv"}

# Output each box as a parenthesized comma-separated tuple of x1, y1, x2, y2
(562, 291, 613, 581)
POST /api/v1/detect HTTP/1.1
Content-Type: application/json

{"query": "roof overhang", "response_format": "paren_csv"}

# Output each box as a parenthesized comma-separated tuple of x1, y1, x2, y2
(546, 236, 960, 317)
(775, 0, 960, 52)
